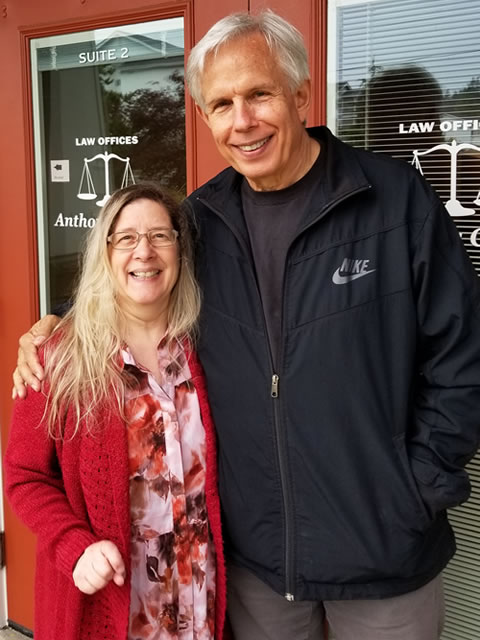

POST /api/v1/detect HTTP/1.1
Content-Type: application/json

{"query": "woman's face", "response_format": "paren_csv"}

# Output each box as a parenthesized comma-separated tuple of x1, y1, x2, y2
(108, 198, 180, 316)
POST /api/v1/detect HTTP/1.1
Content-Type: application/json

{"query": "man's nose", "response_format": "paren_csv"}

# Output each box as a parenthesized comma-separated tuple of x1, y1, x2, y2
(232, 100, 257, 130)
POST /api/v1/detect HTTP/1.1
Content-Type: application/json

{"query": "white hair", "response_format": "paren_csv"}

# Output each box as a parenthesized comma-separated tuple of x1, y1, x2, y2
(186, 9, 310, 109)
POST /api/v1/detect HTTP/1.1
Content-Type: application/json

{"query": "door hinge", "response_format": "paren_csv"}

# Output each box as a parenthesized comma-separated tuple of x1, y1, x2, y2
(0, 531, 5, 568)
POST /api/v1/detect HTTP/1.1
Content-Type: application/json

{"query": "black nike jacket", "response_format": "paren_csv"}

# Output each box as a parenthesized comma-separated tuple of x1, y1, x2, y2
(186, 126, 480, 601)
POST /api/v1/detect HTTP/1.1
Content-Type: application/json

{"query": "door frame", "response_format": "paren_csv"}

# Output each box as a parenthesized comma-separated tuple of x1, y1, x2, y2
(1, 2, 196, 629)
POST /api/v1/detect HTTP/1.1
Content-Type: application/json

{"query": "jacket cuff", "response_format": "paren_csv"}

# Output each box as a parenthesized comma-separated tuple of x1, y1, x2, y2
(409, 452, 471, 516)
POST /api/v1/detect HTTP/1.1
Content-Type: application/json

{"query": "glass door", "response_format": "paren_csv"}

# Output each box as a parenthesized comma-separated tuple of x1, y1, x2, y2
(31, 18, 186, 314)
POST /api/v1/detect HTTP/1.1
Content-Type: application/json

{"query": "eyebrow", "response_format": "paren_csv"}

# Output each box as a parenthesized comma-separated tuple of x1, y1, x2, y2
(205, 83, 276, 108)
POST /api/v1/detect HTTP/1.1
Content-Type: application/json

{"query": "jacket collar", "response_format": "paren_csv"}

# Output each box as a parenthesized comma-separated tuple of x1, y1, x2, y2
(194, 126, 371, 221)
(312, 125, 371, 203)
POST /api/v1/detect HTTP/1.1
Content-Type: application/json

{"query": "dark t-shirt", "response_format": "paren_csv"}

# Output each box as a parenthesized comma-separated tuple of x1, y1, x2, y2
(242, 149, 326, 368)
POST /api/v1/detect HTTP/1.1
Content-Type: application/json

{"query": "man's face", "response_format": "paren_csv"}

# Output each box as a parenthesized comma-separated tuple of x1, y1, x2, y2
(197, 33, 312, 191)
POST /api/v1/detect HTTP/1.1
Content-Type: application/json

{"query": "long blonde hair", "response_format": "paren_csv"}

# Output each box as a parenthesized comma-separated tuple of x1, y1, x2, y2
(43, 183, 201, 438)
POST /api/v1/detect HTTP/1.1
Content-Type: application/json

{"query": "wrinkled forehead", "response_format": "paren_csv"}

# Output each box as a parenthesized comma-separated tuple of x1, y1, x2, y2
(205, 31, 275, 71)
(200, 32, 289, 105)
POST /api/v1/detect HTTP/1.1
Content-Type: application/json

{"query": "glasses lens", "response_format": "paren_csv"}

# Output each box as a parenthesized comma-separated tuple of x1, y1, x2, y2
(111, 232, 137, 249)
(148, 229, 177, 246)
(109, 229, 177, 249)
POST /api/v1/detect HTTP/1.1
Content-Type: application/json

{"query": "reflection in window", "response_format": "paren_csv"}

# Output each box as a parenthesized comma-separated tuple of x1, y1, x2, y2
(31, 19, 185, 311)
(329, 0, 480, 271)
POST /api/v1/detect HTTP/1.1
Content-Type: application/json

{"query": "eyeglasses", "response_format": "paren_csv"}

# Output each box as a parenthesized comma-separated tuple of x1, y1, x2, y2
(107, 228, 179, 250)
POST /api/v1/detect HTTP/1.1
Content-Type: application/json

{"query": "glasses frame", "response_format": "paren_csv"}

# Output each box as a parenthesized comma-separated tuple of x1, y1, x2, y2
(107, 227, 179, 250)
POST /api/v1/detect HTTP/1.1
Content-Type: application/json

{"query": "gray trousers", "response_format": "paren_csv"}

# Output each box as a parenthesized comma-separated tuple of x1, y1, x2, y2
(227, 564, 445, 640)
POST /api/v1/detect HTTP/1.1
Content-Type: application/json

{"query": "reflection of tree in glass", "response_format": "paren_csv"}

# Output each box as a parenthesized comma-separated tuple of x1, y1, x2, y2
(444, 77, 480, 119)
(99, 64, 116, 88)
(102, 70, 186, 200)
(337, 64, 480, 253)
(338, 64, 443, 159)
(338, 66, 449, 201)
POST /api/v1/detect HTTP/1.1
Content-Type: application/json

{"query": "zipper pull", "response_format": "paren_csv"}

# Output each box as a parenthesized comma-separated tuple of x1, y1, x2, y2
(285, 592, 295, 602)
(271, 374, 279, 398)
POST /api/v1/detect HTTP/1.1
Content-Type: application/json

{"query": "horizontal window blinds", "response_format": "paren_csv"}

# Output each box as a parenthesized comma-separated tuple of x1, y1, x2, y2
(332, 0, 480, 273)
(443, 459, 480, 640)
(330, 2, 480, 639)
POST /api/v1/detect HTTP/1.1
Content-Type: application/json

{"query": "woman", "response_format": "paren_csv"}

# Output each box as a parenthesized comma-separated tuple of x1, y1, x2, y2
(4, 183, 226, 640)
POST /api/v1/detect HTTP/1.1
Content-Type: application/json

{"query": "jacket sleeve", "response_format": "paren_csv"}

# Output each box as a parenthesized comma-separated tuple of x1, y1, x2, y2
(4, 389, 99, 580)
(408, 194, 480, 517)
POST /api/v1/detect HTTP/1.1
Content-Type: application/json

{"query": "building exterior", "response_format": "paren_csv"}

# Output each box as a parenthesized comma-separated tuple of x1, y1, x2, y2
(0, 1, 478, 637)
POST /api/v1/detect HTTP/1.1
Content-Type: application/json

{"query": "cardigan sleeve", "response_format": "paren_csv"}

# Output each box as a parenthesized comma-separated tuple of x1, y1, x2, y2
(4, 388, 99, 580)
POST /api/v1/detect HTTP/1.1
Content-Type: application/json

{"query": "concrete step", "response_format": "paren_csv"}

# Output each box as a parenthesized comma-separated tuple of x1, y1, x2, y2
(0, 629, 29, 639)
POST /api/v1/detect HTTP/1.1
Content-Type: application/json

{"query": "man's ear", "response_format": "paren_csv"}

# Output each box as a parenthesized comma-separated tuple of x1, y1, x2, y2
(196, 103, 211, 129)
(295, 78, 312, 123)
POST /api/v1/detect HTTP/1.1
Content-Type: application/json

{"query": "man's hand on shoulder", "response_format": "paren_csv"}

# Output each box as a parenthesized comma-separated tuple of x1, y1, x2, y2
(12, 315, 61, 399)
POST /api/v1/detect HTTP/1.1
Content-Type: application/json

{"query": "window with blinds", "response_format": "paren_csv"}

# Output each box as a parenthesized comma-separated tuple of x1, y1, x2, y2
(328, 1, 480, 638)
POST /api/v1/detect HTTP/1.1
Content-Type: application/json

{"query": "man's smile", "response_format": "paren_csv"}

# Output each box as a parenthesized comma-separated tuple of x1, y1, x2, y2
(236, 136, 272, 152)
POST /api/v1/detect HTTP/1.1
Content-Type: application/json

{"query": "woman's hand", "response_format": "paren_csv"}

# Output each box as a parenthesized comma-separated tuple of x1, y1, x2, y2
(73, 540, 126, 594)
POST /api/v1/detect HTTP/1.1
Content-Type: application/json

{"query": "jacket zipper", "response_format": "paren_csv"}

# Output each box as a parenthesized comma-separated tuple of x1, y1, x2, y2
(270, 371, 295, 601)
(271, 374, 279, 397)
(197, 183, 371, 602)
(277, 184, 373, 601)
(197, 197, 297, 598)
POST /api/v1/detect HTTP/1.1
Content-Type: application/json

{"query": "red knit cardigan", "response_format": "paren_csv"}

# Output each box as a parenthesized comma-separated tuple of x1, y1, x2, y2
(4, 348, 226, 640)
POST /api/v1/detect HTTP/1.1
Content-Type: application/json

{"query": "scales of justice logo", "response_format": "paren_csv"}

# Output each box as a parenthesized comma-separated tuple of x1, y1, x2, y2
(411, 140, 480, 217)
(77, 152, 135, 206)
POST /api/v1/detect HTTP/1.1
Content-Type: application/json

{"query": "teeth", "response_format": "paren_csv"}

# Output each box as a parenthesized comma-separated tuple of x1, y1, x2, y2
(131, 270, 159, 279)
(239, 137, 269, 152)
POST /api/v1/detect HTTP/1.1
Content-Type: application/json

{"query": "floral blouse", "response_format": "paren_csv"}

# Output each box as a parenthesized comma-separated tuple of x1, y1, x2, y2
(122, 341, 216, 640)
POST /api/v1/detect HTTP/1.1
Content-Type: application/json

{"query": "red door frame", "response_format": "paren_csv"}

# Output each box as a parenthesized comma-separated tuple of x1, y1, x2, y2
(0, 0, 325, 629)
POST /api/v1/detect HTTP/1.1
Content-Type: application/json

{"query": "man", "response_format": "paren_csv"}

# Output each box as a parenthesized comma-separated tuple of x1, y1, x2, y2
(13, 10, 480, 640)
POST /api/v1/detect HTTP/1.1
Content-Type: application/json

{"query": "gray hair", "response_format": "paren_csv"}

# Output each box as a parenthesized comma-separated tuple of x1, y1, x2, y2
(186, 9, 310, 109)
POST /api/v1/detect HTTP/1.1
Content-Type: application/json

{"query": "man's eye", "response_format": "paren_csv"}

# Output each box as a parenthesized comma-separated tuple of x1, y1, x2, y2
(212, 101, 230, 112)
(152, 231, 168, 240)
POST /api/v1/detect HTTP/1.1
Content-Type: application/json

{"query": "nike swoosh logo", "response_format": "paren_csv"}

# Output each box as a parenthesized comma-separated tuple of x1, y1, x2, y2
(332, 268, 376, 285)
